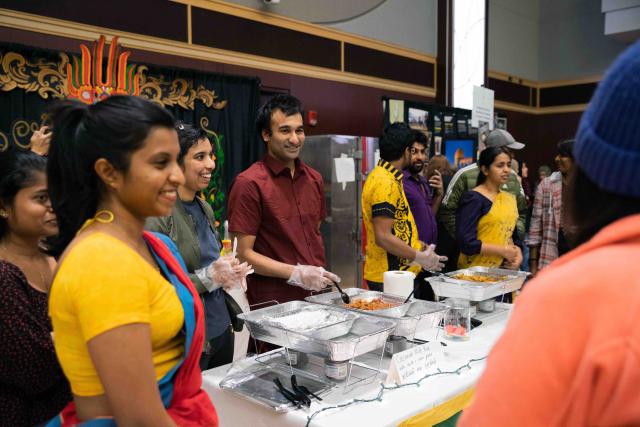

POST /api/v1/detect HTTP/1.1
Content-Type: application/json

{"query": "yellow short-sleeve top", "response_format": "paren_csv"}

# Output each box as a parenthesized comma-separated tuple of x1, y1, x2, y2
(362, 160, 422, 283)
(49, 232, 185, 396)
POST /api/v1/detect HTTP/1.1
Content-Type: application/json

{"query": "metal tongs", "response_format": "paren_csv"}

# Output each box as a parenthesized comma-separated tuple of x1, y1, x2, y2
(291, 374, 322, 402)
(273, 375, 323, 409)
(404, 269, 450, 303)
(273, 377, 307, 408)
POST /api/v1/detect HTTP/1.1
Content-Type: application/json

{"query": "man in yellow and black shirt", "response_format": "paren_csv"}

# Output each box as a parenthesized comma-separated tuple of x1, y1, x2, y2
(362, 123, 447, 291)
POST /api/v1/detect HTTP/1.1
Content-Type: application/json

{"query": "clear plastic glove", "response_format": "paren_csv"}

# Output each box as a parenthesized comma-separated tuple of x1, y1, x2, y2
(413, 244, 448, 271)
(196, 265, 220, 292)
(228, 259, 254, 291)
(287, 264, 340, 291)
(207, 255, 253, 292)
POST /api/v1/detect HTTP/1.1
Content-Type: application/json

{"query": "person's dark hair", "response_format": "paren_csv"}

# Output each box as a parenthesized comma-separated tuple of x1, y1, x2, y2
(412, 129, 428, 148)
(256, 94, 303, 137)
(476, 146, 511, 186)
(557, 138, 575, 157)
(46, 95, 175, 256)
(0, 148, 47, 239)
(380, 122, 415, 161)
(563, 166, 640, 248)
(175, 121, 208, 165)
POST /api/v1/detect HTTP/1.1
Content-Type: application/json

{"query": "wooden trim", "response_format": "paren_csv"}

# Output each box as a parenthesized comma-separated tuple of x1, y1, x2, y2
(537, 75, 601, 88)
(538, 104, 589, 114)
(171, 0, 436, 64)
(495, 100, 587, 115)
(0, 8, 436, 97)
(494, 100, 538, 114)
(488, 70, 537, 88)
(489, 69, 601, 89)
(187, 4, 192, 44)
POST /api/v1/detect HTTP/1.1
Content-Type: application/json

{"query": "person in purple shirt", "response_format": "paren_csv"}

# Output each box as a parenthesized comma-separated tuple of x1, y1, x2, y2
(402, 130, 444, 300)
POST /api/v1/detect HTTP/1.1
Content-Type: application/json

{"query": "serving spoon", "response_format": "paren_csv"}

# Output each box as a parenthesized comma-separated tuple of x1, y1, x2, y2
(333, 281, 351, 304)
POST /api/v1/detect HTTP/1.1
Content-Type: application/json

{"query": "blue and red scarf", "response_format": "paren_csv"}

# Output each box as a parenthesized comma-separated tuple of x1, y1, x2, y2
(47, 232, 218, 426)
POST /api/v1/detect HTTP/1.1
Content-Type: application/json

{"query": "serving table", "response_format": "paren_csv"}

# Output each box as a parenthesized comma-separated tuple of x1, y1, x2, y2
(201, 303, 512, 427)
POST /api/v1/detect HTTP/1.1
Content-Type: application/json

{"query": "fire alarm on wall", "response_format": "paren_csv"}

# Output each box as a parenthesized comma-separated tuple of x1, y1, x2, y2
(307, 110, 318, 126)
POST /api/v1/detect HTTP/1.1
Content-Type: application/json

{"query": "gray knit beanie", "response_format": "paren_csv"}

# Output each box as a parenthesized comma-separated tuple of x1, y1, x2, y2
(574, 40, 640, 198)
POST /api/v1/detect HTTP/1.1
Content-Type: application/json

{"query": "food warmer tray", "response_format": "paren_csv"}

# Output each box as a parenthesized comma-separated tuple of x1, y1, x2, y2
(306, 290, 447, 338)
(427, 266, 529, 301)
(387, 300, 448, 337)
(219, 365, 332, 413)
(305, 288, 412, 318)
(238, 301, 396, 361)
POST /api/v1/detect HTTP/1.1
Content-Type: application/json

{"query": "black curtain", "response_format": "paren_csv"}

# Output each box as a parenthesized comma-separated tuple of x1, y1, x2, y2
(0, 42, 262, 223)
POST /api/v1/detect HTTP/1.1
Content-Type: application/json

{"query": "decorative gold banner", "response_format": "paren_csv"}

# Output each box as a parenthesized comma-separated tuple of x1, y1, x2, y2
(0, 36, 226, 110)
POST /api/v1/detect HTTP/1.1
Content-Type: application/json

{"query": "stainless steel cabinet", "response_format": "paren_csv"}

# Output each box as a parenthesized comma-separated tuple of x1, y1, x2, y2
(300, 135, 378, 289)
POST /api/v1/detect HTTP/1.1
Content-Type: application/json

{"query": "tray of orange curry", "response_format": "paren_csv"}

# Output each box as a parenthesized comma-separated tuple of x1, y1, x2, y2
(306, 289, 448, 338)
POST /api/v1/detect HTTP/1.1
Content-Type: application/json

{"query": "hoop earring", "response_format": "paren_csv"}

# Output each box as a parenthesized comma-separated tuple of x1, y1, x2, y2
(94, 210, 115, 224)
(78, 210, 115, 234)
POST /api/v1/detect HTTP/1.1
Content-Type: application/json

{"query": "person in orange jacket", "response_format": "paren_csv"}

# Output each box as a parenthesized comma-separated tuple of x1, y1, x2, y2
(458, 40, 640, 427)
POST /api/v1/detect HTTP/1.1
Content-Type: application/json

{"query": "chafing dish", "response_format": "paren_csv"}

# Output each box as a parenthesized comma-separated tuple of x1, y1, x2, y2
(307, 291, 447, 338)
(427, 266, 529, 301)
(238, 301, 396, 361)
(305, 288, 412, 318)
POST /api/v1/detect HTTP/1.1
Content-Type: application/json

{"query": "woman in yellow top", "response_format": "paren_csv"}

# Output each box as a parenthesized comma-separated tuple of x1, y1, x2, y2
(45, 96, 217, 426)
(455, 146, 522, 270)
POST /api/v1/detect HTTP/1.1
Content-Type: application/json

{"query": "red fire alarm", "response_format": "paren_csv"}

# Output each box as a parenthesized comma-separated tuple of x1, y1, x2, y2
(307, 110, 318, 126)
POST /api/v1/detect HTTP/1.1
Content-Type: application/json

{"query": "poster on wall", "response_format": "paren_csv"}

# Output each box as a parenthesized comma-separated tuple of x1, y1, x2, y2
(445, 139, 475, 169)
(408, 108, 429, 130)
(389, 100, 405, 123)
(444, 114, 455, 137)
(456, 117, 468, 136)
(434, 136, 443, 155)
(471, 85, 494, 129)
(433, 113, 443, 135)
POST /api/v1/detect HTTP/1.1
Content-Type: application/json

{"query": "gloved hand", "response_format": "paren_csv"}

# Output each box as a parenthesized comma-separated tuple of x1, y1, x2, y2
(287, 264, 340, 291)
(413, 244, 448, 271)
(227, 258, 254, 291)
(202, 256, 254, 292)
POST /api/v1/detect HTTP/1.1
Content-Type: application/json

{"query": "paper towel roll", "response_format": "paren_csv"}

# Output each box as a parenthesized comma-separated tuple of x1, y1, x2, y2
(383, 270, 416, 298)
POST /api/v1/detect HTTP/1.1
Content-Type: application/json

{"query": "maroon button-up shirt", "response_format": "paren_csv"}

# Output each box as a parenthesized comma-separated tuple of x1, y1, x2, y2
(228, 154, 327, 306)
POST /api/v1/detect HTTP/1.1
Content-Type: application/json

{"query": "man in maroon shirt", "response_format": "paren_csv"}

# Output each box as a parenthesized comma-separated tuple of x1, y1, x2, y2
(228, 94, 340, 307)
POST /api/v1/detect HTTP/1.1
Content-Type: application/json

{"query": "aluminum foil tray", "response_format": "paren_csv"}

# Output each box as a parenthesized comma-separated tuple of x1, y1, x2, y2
(305, 288, 412, 318)
(391, 300, 448, 337)
(258, 301, 358, 340)
(238, 301, 396, 361)
(219, 366, 332, 413)
(427, 266, 529, 301)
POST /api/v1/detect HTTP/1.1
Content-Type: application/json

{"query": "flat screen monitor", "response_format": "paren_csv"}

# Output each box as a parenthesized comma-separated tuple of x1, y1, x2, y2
(445, 139, 475, 169)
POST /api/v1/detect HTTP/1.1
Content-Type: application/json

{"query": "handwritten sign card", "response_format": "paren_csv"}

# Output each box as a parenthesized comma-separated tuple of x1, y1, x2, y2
(386, 342, 445, 385)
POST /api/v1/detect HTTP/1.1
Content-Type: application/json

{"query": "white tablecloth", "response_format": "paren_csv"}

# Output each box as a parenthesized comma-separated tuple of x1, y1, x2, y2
(202, 305, 511, 427)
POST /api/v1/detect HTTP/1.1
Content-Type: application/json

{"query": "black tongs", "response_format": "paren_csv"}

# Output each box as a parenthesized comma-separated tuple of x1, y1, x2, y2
(273, 375, 323, 408)
(291, 374, 322, 402)
(273, 377, 310, 408)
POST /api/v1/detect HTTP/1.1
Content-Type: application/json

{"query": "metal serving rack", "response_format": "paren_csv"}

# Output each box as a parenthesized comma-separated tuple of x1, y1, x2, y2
(237, 301, 396, 394)
(306, 289, 448, 340)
